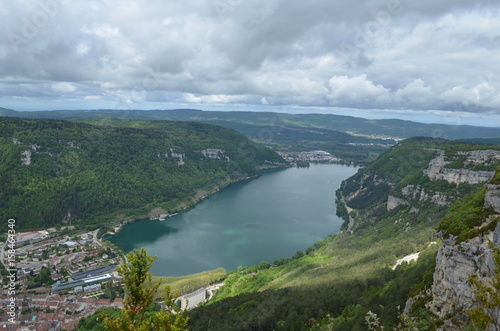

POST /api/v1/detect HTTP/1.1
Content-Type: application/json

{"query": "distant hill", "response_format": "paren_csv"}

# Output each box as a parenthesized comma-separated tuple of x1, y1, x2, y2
(4, 108, 500, 140)
(3, 108, 499, 166)
(0, 117, 285, 231)
(0, 107, 16, 117)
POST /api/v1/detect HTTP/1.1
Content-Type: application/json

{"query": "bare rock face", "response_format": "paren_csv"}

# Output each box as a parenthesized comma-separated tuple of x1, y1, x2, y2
(423, 150, 498, 185)
(21, 150, 32, 165)
(427, 183, 500, 330)
(387, 195, 408, 210)
(428, 226, 499, 328)
(485, 184, 500, 213)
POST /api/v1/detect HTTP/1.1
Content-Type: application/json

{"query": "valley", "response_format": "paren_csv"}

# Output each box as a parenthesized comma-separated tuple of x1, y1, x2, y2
(1, 114, 500, 330)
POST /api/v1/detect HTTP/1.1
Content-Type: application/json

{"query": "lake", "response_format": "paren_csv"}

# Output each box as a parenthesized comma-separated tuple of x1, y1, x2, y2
(108, 164, 358, 277)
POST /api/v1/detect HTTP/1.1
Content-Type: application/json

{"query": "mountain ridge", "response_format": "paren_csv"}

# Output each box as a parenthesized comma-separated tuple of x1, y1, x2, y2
(3, 108, 500, 140)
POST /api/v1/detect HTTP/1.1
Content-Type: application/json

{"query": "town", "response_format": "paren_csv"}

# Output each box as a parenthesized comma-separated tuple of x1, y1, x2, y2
(0, 226, 224, 330)
(277, 150, 341, 165)
(0, 228, 125, 330)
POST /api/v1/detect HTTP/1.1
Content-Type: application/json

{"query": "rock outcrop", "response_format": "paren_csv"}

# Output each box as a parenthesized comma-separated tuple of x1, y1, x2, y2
(428, 226, 499, 319)
(339, 141, 500, 242)
(201, 148, 230, 161)
(426, 183, 500, 330)
(21, 150, 32, 165)
(485, 184, 500, 213)
(423, 150, 499, 185)
(387, 195, 408, 210)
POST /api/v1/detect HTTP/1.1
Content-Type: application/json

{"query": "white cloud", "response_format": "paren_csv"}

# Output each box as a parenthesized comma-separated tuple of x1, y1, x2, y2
(82, 24, 121, 39)
(51, 82, 77, 93)
(395, 79, 434, 104)
(440, 82, 500, 108)
(183, 93, 247, 104)
(0, 0, 499, 122)
(76, 43, 90, 56)
(327, 75, 390, 105)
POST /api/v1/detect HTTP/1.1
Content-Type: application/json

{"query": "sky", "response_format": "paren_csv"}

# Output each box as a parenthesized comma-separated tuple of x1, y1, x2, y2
(1, 0, 500, 127)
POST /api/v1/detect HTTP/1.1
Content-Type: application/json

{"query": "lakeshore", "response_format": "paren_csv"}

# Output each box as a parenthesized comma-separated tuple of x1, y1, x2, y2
(109, 164, 358, 277)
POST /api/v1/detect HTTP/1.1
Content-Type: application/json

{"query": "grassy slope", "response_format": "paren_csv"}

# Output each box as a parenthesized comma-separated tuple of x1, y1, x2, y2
(152, 268, 227, 295)
(187, 216, 440, 330)
(492, 167, 500, 184)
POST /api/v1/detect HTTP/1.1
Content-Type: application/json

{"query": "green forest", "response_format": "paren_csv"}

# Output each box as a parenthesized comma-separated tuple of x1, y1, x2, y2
(183, 138, 500, 330)
(71, 137, 500, 331)
(0, 117, 285, 231)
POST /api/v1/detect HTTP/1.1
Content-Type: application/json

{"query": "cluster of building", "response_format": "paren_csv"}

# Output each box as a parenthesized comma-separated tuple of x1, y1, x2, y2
(7, 230, 119, 287)
(0, 292, 123, 330)
(1, 229, 124, 330)
(52, 266, 116, 293)
(278, 150, 341, 164)
(1, 228, 223, 330)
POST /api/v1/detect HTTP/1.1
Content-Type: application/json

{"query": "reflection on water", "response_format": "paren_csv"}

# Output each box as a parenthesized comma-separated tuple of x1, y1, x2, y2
(109, 164, 358, 277)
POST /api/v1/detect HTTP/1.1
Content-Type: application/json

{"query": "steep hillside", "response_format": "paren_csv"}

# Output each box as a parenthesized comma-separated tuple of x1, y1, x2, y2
(0, 117, 285, 231)
(415, 180, 500, 330)
(338, 138, 500, 233)
(187, 139, 500, 330)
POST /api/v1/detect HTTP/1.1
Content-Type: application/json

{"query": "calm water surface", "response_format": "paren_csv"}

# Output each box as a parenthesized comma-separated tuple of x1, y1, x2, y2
(109, 164, 358, 276)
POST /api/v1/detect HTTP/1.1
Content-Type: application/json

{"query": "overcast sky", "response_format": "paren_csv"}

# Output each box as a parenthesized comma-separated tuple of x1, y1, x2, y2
(1, 0, 500, 126)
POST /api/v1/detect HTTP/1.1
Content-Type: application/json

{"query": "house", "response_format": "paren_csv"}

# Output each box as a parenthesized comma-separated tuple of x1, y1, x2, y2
(64, 253, 76, 262)
(96, 298, 111, 306)
(50, 257, 61, 266)
(112, 298, 124, 309)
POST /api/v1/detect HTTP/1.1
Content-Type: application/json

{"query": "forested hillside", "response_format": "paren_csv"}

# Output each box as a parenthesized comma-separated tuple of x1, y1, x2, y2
(0, 117, 285, 231)
(337, 138, 500, 232)
(68, 116, 392, 165)
(186, 138, 500, 330)
(3, 108, 500, 141)
(5, 108, 500, 166)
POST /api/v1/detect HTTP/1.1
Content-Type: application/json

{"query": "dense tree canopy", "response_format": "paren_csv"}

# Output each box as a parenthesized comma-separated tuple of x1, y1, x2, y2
(0, 117, 285, 231)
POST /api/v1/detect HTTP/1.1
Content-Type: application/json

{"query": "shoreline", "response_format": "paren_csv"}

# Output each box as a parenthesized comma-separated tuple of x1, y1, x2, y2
(101, 166, 287, 240)
(104, 163, 356, 279)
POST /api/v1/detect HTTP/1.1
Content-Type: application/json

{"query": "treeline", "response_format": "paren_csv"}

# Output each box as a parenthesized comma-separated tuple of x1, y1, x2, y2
(0, 117, 285, 231)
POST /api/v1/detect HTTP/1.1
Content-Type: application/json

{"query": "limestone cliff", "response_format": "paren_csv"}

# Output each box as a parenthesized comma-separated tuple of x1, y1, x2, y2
(338, 139, 500, 233)
(428, 225, 500, 328)
(485, 184, 500, 213)
(421, 182, 500, 330)
(423, 149, 498, 185)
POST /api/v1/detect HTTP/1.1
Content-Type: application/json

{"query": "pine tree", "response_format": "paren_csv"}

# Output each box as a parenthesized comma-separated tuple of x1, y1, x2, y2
(104, 248, 189, 330)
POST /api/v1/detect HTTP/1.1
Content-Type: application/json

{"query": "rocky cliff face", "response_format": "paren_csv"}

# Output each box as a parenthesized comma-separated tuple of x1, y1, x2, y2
(425, 183, 500, 330)
(340, 142, 500, 234)
(423, 150, 499, 185)
(485, 184, 500, 213)
(388, 149, 500, 212)
(389, 184, 454, 211)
